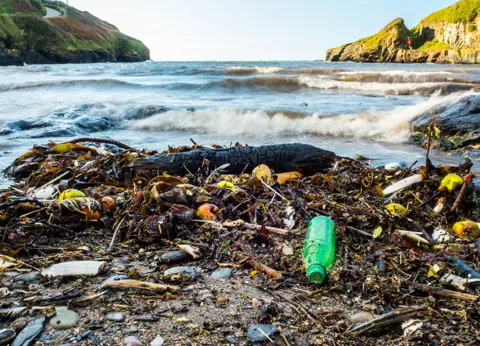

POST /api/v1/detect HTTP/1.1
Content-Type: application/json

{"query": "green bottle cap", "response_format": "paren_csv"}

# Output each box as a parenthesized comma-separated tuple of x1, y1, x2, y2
(306, 264, 327, 283)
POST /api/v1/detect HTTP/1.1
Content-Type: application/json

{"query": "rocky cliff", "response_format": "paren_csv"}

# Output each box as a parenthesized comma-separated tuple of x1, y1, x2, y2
(326, 0, 480, 64)
(0, 0, 149, 65)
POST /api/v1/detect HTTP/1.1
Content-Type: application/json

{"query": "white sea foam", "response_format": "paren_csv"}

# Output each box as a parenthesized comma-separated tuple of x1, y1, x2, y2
(298, 76, 467, 94)
(227, 66, 283, 74)
(338, 70, 454, 76)
(133, 91, 477, 143)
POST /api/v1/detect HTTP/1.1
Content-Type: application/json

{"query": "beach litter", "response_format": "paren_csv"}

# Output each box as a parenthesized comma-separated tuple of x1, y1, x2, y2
(0, 136, 478, 345)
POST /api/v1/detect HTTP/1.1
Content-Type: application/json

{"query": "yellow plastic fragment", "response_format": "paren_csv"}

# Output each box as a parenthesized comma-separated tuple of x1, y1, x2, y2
(58, 189, 85, 201)
(276, 171, 303, 185)
(452, 221, 480, 241)
(439, 174, 463, 193)
(385, 203, 407, 216)
(252, 164, 272, 184)
(52, 143, 92, 154)
(217, 181, 237, 190)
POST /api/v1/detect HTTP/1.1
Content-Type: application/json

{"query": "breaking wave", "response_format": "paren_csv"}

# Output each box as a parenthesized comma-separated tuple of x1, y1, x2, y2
(216, 76, 478, 95)
(133, 91, 478, 143)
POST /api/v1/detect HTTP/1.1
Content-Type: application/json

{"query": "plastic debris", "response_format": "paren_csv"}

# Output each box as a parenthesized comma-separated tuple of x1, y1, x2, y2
(385, 203, 407, 216)
(439, 174, 464, 193)
(452, 220, 480, 241)
(303, 216, 336, 283)
(382, 174, 423, 196)
(41, 261, 106, 277)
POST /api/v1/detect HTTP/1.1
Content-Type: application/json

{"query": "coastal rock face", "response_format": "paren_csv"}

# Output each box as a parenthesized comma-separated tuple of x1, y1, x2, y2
(326, 18, 410, 63)
(326, 0, 480, 64)
(0, 0, 149, 66)
(411, 94, 480, 155)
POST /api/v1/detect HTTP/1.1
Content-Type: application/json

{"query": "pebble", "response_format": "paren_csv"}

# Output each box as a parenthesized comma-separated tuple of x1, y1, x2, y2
(211, 268, 233, 280)
(13, 272, 42, 284)
(48, 307, 80, 330)
(225, 336, 238, 344)
(80, 330, 92, 340)
(0, 329, 16, 345)
(282, 246, 294, 256)
(163, 266, 198, 278)
(247, 324, 278, 342)
(124, 335, 143, 345)
(106, 313, 125, 322)
(159, 250, 191, 264)
(103, 274, 129, 284)
(0, 288, 9, 297)
(134, 315, 159, 322)
(11, 316, 46, 346)
(349, 311, 375, 324)
(11, 318, 28, 333)
(125, 327, 139, 333)
(150, 335, 165, 346)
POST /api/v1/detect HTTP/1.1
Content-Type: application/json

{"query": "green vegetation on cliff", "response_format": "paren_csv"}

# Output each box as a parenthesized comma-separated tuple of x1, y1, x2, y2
(355, 18, 408, 49)
(419, 0, 480, 25)
(0, 0, 149, 65)
(326, 0, 480, 63)
(0, 0, 45, 16)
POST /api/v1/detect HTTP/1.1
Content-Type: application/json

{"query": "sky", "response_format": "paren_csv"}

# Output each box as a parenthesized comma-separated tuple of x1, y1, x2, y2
(68, 0, 458, 61)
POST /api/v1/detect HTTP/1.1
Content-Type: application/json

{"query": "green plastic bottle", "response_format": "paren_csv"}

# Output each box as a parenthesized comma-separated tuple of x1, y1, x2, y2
(303, 216, 336, 283)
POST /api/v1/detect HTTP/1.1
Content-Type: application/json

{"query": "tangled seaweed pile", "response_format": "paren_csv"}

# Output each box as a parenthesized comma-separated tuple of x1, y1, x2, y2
(0, 138, 479, 345)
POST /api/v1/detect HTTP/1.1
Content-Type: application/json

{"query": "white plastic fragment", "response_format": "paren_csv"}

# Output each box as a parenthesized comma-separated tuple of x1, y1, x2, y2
(440, 273, 468, 291)
(383, 174, 423, 196)
(282, 206, 296, 230)
(178, 245, 202, 259)
(32, 185, 56, 200)
(41, 261, 106, 277)
(385, 162, 401, 171)
(402, 319, 423, 337)
(432, 228, 453, 243)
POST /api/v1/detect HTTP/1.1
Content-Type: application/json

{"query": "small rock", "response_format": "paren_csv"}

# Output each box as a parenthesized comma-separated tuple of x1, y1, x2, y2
(11, 316, 46, 346)
(247, 324, 278, 342)
(282, 246, 294, 256)
(0, 288, 9, 297)
(159, 250, 191, 264)
(349, 311, 375, 324)
(80, 330, 92, 340)
(103, 274, 129, 284)
(211, 268, 233, 280)
(11, 318, 28, 333)
(124, 335, 143, 346)
(225, 336, 237, 344)
(0, 307, 27, 319)
(106, 313, 125, 322)
(125, 327, 139, 333)
(0, 329, 16, 345)
(13, 272, 42, 284)
(49, 307, 80, 330)
(163, 266, 198, 279)
(150, 335, 165, 346)
(134, 315, 159, 322)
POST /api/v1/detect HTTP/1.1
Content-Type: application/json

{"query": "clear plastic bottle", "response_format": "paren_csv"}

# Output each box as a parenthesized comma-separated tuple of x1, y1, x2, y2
(303, 216, 336, 283)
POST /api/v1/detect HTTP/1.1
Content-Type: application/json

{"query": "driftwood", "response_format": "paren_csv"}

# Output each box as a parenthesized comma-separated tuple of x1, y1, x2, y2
(102, 279, 181, 293)
(404, 281, 479, 302)
(133, 143, 336, 176)
(347, 306, 429, 335)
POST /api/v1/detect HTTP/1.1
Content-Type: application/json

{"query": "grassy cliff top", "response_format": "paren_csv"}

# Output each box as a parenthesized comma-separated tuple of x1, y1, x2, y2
(0, 0, 46, 16)
(0, 0, 149, 63)
(419, 0, 480, 25)
(355, 18, 408, 48)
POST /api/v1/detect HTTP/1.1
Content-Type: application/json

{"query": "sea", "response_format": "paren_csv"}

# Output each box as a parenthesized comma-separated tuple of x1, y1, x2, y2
(0, 60, 479, 186)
